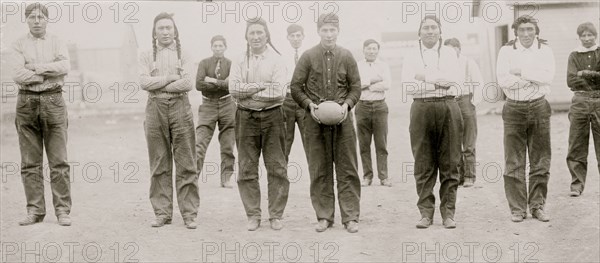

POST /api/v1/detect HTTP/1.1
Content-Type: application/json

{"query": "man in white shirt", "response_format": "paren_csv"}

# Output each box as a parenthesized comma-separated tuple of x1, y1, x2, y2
(496, 15, 555, 223)
(283, 24, 308, 162)
(444, 38, 484, 188)
(400, 15, 462, 229)
(356, 39, 392, 187)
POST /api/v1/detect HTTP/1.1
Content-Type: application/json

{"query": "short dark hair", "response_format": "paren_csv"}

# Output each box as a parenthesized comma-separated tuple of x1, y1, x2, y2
(511, 15, 540, 36)
(363, 39, 380, 49)
(443, 38, 461, 50)
(25, 3, 48, 18)
(577, 22, 597, 37)
(287, 24, 304, 36)
(317, 13, 339, 30)
(211, 35, 227, 47)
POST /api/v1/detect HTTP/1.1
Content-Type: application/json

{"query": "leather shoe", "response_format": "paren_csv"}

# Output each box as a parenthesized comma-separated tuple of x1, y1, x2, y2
(362, 179, 372, 187)
(270, 219, 283, 230)
(315, 219, 332, 232)
(344, 220, 359, 233)
(569, 190, 581, 197)
(380, 179, 392, 187)
(416, 218, 432, 229)
(443, 218, 456, 229)
(532, 209, 550, 222)
(151, 217, 172, 227)
(462, 180, 474, 188)
(57, 214, 72, 226)
(247, 219, 261, 231)
(19, 214, 44, 226)
(184, 219, 197, 229)
(511, 214, 524, 223)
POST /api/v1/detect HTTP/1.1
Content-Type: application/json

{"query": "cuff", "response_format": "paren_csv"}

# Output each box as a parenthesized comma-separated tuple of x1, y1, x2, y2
(344, 98, 355, 110)
(302, 98, 313, 111)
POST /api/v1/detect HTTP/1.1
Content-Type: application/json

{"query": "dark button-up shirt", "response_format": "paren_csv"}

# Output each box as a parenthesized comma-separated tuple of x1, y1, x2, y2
(196, 56, 231, 98)
(567, 46, 600, 91)
(291, 44, 361, 110)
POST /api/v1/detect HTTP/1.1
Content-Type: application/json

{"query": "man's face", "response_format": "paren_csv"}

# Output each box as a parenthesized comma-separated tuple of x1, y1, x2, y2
(247, 24, 268, 51)
(287, 31, 304, 49)
(419, 19, 440, 47)
(363, 43, 379, 62)
(27, 9, 48, 37)
(580, 31, 597, 48)
(211, 40, 226, 57)
(517, 22, 537, 48)
(318, 24, 339, 50)
(154, 18, 175, 46)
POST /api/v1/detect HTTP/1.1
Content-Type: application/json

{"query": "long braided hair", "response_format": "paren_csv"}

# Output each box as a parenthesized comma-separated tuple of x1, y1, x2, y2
(151, 12, 182, 76)
(507, 15, 547, 49)
(244, 17, 280, 82)
(418, 15, 443, 68)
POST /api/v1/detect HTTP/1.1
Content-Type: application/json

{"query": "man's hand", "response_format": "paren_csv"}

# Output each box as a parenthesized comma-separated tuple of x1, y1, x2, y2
(337, 103, 349, 125)
(309, 102, 321, 124)
(370, 76, 383, 84)
(24, 64, 35, 71)
(415, 73, 425, 81)
(510, 68, 521, 76)
(579, 70, 596, 78)
(204, 76, 217, 83)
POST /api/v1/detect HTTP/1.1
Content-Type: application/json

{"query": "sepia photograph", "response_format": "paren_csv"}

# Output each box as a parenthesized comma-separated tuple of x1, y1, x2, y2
(1, 0, 599, 262)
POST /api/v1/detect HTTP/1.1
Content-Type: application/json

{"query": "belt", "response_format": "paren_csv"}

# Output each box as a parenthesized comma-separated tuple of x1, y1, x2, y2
(359, 99, 385, 103)
(202, 94, 231, 100)
(149, 91, 187, 98)
(506, 96, 545, 104)
(413, 96, 456, 102)
(457, 93, 473, 99)
(18, 87, 62, 95)
(237, 105, 281, 112)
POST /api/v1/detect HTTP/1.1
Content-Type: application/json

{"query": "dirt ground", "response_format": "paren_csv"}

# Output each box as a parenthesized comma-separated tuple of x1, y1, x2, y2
(1, 97, 599, 263)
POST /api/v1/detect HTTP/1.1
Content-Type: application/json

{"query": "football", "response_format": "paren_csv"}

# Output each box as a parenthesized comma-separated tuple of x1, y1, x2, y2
(314, 101, 345, 125)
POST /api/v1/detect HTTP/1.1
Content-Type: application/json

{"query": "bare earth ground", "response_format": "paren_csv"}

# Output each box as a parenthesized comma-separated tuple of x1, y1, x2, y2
(1, 95, 599, 262)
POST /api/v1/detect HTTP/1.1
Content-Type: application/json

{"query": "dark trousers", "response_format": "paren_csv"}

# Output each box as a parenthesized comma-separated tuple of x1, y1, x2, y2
(235, 106, 289, 220)
(567, 92, 600, 194)
(456, 94, 478, 183)
(195, 96, 236, 183)
(502, 97, 551, 217)
(304, 112, 361, 224)
(144, 95, 199, 220)
(283, 94, 307, 160)
(355, 100, 388, 180)
(409, 97, 462, 220)
(15, 92, 71, 217)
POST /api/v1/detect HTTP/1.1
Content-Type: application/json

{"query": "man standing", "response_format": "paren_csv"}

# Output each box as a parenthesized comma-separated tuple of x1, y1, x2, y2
(283, 24, 308, 162)
(291, 13, 362, 233)
(566, 22, 600, 197)
(444, 38, 484, 188)
(401, 15, 461, 229)
(139, 12, 199, 229)
(195, 35, 235, 188)
(11, 3, 72, 226)
(229, 18, 289, 231)
(496, 15, 555, 223)
(356, 39, 392, 188)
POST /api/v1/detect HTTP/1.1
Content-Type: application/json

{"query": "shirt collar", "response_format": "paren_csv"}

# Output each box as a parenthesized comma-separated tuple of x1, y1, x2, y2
(157, 42, 177, 51)
(421, 45, 439, 53)
(319, 44, 337, 56)
(27, 32, 46, 40)
(515, 38, 539, 51)
(250, 46, 270, 59)
(574, 44, 599, 53)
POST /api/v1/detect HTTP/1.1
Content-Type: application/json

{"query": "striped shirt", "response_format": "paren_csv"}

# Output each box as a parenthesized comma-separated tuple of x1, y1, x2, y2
(401, 44, 460, 98)
(358, 59, 391, 101)
(138, 42, 193, 94)
(496, 39, 555, 101)
(10, 33, 71, 92)
(229, 47, 288, 111)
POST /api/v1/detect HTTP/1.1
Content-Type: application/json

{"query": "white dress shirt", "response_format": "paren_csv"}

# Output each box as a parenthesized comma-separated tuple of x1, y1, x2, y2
(401, 44, 460, 98)
(496, 39, 556, 101)
(357, 59, 391, 101)
(456, 55, 484, 105)
(284, 47, 305, 93)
